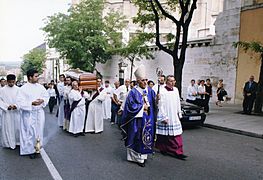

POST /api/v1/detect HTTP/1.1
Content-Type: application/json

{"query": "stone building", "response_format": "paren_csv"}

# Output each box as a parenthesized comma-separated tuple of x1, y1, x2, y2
(35, 43, 68, 83)
(71, 0, 263, 104)
(235, 0, 263, 103)
(95, 0, 240, 103)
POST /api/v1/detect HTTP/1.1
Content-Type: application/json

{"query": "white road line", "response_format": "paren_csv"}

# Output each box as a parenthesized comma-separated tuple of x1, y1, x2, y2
(40, 148, 63, 180)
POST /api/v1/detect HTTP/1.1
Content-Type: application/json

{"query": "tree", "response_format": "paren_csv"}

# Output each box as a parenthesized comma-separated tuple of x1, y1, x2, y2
(42, 0, 126, 72)
(234, 41, 263, 113)
(21, 48, 46, 75)
(113, 33, 154, 80)
(132, 0, 197, 95)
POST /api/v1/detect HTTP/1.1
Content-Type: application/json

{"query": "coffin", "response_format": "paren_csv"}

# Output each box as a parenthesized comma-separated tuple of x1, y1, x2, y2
(64, 69, 98, 90)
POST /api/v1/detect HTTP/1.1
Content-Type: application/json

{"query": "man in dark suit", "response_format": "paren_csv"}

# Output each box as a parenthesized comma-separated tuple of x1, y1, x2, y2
(243, 75, 258, 114)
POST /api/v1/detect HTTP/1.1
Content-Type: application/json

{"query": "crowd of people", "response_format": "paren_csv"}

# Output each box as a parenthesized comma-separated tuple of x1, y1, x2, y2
(0, 67, 258, 167)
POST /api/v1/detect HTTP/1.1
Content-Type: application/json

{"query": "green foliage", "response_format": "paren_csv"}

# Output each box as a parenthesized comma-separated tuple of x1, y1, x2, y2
(42, 0, 126, 72)
(233, 41, 263, 54)
(114, 33, 154, 61)
(21, 48, 46, 75)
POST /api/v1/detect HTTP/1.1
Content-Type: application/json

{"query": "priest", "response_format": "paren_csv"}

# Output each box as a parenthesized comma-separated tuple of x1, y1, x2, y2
(17, 69, 49, 159)
(121, 65, 156, 167)
(101, 80, 113, 120)
(0, 74, 20, 149)
(85, 78, 106, 133)
(57, 74, 65, 128)
(155, 75, 187, 160)
(68, 81, 89, 137)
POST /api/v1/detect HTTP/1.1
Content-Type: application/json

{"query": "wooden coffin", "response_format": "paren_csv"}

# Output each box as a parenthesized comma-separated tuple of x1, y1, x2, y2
(64, 69, 98, 90)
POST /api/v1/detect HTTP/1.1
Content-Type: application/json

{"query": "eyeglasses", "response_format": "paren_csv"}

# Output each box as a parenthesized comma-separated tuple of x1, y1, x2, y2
(141, 79, 148, 82)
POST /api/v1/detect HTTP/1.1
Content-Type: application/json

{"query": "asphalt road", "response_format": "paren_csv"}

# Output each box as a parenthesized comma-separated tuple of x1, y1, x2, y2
(0, 107, 263, 180)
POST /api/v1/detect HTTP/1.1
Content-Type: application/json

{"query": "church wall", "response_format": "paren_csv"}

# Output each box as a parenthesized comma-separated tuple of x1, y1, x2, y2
(97, 1, 241, 104)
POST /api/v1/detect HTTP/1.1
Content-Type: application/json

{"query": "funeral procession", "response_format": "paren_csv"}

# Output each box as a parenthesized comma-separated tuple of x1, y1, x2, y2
(1, 0, 263, 179)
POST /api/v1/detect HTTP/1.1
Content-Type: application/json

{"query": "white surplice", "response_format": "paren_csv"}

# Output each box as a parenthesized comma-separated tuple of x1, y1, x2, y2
(101, 86, 113, 119)
(156, 87, 183, 136)
(17, 83, 49, 155)
(57, 82, 65, 127)
(68, 89, 89, 134)
(85, 90, 106, 133)
(0, 86, 20, 149)
(0, 86, 4, 127)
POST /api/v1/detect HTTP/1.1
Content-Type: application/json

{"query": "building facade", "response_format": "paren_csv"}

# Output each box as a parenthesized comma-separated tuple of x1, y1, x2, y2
(235, 0, 263, 103)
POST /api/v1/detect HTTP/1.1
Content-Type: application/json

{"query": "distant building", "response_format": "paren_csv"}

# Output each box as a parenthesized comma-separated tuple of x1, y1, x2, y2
(34, 42, 68, 83)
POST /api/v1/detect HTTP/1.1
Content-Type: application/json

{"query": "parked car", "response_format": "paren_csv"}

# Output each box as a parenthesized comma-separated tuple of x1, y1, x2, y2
(180, 100, 206, 126)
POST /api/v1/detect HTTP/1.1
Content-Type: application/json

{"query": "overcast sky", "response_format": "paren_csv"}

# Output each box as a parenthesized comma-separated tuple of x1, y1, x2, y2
(0, 0, 71, 62)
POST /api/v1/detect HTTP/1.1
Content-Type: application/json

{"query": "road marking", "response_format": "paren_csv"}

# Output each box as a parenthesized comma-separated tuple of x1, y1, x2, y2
(41, 148, 63, 180)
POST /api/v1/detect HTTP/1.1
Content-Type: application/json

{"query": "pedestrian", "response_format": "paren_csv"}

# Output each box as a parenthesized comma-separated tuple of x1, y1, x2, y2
(147, 80, 155, 88)
(152, 75, 165, 94)
(47, 83, 57, 114)
(0, 74, 20, 149)
(0, 78, 6, 88)
(186, 79, 198, 105)
(63, 77, 72, 131)
(121, 65, 156, 167)
(243, 75, 258, 114)
(216, 79, 226, 107)
(68, 81, 89, 137)
(85, 78, 106, 133)
(0, 78, 6, 127)
(155, 75, 187, 160)
(17, 69, 49, 159)
(110, 80, 121, 125)
(197, 80, 207, 107)
(57, 74, 65, 127)
(112, 79, 130, 126)
(204, 78, 212, 113)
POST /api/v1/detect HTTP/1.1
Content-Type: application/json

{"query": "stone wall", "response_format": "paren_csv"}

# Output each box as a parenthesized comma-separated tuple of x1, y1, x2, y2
(96, 0, 242, 103)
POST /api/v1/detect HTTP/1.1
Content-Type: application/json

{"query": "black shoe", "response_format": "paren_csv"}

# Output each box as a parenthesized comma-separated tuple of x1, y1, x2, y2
(137, 162, 145, 167)
(160, 151, 168, 156)
(79, 132, 85, 136)
(73, 134, 79, 137)
(29, 153, 36, 159)
(173, 154, 188, 160)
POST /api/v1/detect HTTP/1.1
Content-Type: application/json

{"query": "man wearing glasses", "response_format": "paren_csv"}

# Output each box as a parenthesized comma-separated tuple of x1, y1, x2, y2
(121, 65, 156, 167)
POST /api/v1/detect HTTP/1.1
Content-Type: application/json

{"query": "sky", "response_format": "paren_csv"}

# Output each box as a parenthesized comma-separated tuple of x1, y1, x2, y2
(0, 0, 71, 62)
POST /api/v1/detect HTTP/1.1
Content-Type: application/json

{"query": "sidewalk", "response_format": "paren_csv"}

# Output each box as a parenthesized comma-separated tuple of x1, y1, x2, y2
(204, 103, 263, 139)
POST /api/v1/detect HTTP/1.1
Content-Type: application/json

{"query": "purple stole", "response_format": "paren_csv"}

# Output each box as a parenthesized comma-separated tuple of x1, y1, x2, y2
(91, 87, 104, 101)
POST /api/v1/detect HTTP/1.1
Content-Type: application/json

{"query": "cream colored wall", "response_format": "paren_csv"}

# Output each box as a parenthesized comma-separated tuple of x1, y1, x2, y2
(235, 7, 263, 103)
(256, 0, 263, 4)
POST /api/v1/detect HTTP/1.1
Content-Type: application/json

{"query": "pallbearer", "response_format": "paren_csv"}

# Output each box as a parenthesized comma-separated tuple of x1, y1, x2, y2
(85, 78, 106, 133)
(68, 81, 89, 137)
(17, 69, 49, 159)
(0, 74, 20, 149)
(121, 65, 156, 167)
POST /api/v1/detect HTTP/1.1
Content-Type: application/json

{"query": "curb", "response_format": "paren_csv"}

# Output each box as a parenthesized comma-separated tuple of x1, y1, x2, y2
(203, 123, 263, 139)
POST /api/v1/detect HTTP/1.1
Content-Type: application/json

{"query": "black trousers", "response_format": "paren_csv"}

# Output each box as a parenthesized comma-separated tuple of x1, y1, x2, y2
(204, 95, 210, 113)
(243, 95, 256, 114)
(111, 102, 120, 123)
(48, 97, 57, 113)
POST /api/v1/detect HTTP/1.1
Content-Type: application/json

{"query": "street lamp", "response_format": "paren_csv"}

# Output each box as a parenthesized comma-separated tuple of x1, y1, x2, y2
(118, 60, 128, 85)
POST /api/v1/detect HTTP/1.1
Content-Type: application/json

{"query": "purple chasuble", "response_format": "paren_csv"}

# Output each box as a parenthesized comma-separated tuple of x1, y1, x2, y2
(121, 87, 156, 154)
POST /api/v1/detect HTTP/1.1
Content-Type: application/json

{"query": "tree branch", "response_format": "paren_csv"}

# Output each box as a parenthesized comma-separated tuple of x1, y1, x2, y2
(185, 0, 197, 26)
(173, 24, 181, 59)
(179, 0, 185, 11)
(150, 0, 173, 55)
(153, 0, 179, 25)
